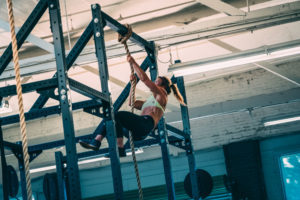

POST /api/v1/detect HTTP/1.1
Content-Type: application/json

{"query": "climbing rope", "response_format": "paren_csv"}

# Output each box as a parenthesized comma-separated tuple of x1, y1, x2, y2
(6, 0, 32, 199)
(118, 24, 144, 200)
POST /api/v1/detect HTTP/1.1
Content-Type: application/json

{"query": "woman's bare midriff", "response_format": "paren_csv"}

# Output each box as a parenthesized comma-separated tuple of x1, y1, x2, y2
(141, 106, 164, 127)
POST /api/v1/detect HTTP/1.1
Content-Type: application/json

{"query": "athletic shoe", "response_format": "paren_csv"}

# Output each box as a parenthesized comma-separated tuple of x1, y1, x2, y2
(79, 139, 101, 151)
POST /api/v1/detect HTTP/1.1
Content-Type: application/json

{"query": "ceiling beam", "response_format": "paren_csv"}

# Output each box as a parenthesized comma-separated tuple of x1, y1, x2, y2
(208, 38, 240, 53)
(0, 19, 54, 53)
(196, 0, 246, 16)
(1, 2, 300, 80)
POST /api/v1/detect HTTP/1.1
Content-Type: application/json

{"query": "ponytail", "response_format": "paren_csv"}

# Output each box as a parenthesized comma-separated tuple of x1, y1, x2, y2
(170, 84, 186, 106)
(159, 76, 187, 106)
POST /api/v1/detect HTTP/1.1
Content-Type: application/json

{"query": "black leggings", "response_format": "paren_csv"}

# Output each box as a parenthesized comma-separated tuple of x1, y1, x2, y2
(102, 111, 155, 141)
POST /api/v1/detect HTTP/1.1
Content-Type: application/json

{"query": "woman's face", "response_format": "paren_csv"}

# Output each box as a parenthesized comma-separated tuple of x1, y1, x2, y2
(155, 77, 163, 86)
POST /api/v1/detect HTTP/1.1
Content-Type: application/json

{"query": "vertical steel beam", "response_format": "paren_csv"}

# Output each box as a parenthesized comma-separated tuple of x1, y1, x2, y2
(91, 4, 109, 96)
(149, 41, 176, 199)
(91, 4, 124, 199)
(105, 120, 124, 199)
(48, 0, 81, 199)
(176, 76, 200, 200)
(55, 151, 66, 200)
(0, 123, 9, 200)
(157, 119, 177, 200)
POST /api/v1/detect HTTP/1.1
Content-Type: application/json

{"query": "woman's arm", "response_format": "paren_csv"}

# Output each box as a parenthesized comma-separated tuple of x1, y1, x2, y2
(128, 74, 145, 110)
(127, 55, 161, 95)
(132, 100, 145, 110)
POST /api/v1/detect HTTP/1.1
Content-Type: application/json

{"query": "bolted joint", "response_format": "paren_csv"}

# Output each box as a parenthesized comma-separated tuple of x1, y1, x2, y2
(94, 18, 99, 23)
(60, 89, 66, 95)
(61, 95, 66, 101)
(95, 32, 101, 37)
(185, 145, 193, 155)
(50, 4, 54, 8)
(159, 130, 164, 136)
(92, 4, 97, 9)
(185, 138, 191, 146)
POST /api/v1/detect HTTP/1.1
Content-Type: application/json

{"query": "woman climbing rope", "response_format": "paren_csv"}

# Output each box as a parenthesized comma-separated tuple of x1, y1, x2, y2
(79, 55, 186, 156)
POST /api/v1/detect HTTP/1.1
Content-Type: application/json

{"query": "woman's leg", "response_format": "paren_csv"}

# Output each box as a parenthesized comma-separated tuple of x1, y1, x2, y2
(94, 121, 107, 142)
(115, 111, 154, 141)
(95, 134, 105, 142)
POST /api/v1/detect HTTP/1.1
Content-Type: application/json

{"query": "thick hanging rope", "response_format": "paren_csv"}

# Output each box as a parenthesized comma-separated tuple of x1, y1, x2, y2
(6, 0, 32, 199)
(118, 24, 144, 200)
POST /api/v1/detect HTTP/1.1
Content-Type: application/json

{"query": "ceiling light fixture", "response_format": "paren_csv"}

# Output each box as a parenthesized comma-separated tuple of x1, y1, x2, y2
(168, 40, 300, 76)
(264, 116, 300, 127)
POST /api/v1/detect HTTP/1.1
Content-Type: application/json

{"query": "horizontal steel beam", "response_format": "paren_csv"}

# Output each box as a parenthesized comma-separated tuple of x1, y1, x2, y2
(3, 141, 22, 152)
(101, 11, 153, 51)
(77, 138, 159, 161)
(69, 78, 110, 103)
(166, 124, 187, 139)
(168, 136, 186, 150)
(76, 148, 109, 160)
(1, 100, 102, 126)
(0, 78, 57, 97)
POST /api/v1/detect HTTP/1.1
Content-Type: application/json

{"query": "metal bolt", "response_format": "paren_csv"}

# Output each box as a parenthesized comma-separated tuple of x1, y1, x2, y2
(94, 18, 99, 23)
(92, 4, 97, 9)
(160, 130, 164, 135)
(61, 95, 66, 100)
(50, 4, 54, 8)
(161, 139, 165, 143)
(60, 89, 66, 95)
(96, 32, 100, 37)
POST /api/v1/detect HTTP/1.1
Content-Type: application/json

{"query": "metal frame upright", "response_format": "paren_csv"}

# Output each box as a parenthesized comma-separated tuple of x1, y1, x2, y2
(0, 0, 200, 199)
(92, 4, 124, 198)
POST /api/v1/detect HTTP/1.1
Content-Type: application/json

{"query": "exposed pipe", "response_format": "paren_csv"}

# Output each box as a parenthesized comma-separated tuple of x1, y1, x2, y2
(63, 0, 72, 50)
